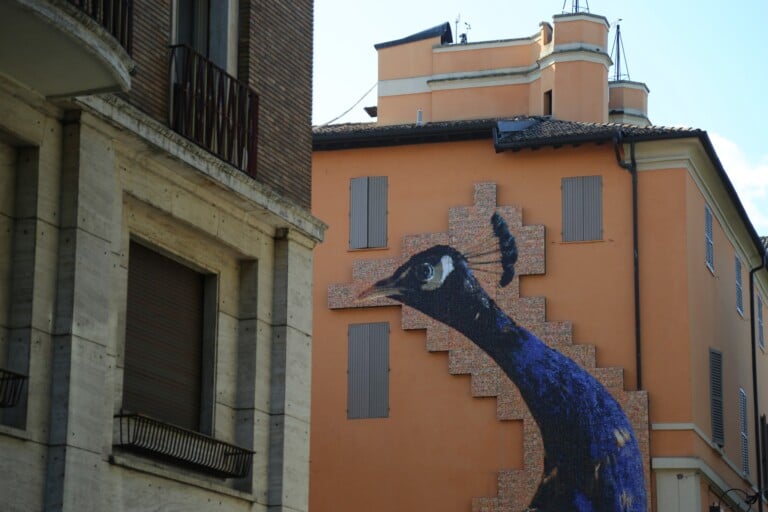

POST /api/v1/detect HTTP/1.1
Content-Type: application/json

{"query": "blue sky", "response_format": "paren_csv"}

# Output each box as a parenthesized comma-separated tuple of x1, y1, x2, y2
(313, 0, 768, 235)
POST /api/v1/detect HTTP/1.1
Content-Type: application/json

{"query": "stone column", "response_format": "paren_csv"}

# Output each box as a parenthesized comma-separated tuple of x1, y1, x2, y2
(44, 114, 120, 511)
(268, 229, 314, 512)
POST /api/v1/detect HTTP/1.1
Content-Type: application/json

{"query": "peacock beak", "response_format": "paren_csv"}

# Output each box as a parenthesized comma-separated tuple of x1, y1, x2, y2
(357, 275, 402, 301)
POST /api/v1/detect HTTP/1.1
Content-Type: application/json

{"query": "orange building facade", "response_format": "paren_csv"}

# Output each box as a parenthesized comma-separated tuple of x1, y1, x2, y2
(311, 10, 768, 512)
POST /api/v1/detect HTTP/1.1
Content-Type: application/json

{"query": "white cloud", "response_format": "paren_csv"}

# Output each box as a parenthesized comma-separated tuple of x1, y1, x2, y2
(709, 133, 768, 237)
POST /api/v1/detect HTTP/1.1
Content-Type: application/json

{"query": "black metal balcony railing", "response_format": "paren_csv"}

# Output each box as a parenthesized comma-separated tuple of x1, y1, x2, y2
(0, 368, 27, 408)
(115, 413, 253, 478)
(67, 0, 133, 54)
(169, 45, 259, 177)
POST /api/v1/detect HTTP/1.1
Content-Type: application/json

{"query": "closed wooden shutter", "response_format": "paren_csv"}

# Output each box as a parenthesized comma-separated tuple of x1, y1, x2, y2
(710, 349, 724, 447)
(349, 176, 387, 249)
(562, 175, 602, 242)
(123, 241, 204, 431)
(367, 176, 388, 248)
(347, 323, 389, 419)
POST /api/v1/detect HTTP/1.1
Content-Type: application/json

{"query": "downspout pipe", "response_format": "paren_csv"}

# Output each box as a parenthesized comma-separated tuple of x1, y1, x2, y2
(750, 250, 767, 512)
(613, 131, 643, 390)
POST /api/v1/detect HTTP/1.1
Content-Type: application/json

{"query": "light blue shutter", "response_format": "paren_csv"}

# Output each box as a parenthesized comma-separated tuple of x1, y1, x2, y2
(348, 323, 389, 419)
(710, 349, 724, 446)
(350, 177, 369, 249)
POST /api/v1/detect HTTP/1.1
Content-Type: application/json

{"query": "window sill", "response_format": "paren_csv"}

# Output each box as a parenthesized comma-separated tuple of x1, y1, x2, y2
(348, 246, 389, 252)
(109, 451, 255, 502)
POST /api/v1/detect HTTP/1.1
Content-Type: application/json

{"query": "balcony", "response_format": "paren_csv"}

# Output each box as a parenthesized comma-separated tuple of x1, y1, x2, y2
(0, 0, 134, 97)
(114, 413, 253, 478)
(0, 369, 27, 408)
(169, 45, 259, 177)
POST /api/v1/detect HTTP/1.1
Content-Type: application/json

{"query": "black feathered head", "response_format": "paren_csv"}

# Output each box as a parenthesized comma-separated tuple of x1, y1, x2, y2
(358, 213, 518, 329)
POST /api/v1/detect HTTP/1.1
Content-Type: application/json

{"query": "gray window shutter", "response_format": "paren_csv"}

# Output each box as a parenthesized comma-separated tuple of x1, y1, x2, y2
(350, 177, 369, 249)
(759, 296, 764, 350)
(740, 388, 749, 474)
(710, 349, 724, 446)
(367, 176, 388, 248)
(736, 255, 743, 315)
(705, 206, 714, 269)
(562, 176, 602, 242)
(348, 323, 389, 419)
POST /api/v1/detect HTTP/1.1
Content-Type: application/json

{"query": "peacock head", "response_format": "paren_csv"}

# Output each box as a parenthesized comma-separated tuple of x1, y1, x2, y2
(357, 213, 518, 330)
(358, 245, 484, 325)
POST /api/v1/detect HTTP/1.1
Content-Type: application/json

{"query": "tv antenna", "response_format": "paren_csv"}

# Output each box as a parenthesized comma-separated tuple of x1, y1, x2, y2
(562, 0, 590, 13)
(610, 20, 630, 81)
(455, 14, 471, 44)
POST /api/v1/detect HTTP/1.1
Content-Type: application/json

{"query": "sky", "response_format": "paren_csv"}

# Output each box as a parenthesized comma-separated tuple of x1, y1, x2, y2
(312, 0, 768, 236)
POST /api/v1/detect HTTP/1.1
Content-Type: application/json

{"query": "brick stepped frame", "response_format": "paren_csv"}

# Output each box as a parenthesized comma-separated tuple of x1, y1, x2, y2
(328, 183, 650, 511)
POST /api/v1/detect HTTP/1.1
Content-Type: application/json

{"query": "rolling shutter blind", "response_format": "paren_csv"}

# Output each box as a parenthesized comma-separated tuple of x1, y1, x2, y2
(347, 322, 389, 419)
(123, 241, 204, 431)
(710, 349, 724, 446)
(350, 176, 387, 249)
(562, 175, 602, 242)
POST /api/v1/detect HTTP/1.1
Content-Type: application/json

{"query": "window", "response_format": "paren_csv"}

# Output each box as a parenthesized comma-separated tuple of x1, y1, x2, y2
(350, 176, 388, 249)
(123, 241, 216, 434)
(562, 175, 602, 242)
(736, 255, 743, 316)
(543, 90, 553, 116)
(740, 387, 749, 475)
(705, 205, 714, 271)
(710, 349, 724, 447)
(759, 296, 764, 351)
(177, 0, 230, 69)
(347, 322, 389, 419)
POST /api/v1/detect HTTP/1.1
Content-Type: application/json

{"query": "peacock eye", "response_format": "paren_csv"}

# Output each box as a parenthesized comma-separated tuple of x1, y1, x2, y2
(415, 262, 435, 282)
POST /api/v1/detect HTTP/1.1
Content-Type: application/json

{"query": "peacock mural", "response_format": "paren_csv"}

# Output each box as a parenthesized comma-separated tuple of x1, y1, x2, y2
(331, 183, 649, 511)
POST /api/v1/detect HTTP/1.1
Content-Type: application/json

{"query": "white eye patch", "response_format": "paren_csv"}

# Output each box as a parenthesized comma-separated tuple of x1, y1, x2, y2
(439, 255, 454, 284)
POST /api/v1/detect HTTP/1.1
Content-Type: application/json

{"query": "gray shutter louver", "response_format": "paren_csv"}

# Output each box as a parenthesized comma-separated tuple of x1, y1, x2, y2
(348, 323, 389, 419)
(562, 176, 602, 242)
(710, 349, 724, 447)
(367, 176, 388, 248)
(350, 177, 369, 249)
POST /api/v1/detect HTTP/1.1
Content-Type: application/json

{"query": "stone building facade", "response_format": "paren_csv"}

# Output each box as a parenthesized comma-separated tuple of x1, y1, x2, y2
(0, 1, 323, 511)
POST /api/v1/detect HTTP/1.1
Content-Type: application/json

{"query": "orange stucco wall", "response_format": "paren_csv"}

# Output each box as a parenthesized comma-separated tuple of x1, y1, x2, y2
(375, 14, 614, 125)
(552, 14, 609, 48)
(433, 41, 539, 74)
(312, 141, 646, 511)
(609, 84, 649, 113)
(378, 36, 438, 81)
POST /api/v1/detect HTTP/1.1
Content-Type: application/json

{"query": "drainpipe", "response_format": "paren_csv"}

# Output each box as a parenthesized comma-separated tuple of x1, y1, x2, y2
(613, 132, 643, 390)
(750, 250, 767, 512)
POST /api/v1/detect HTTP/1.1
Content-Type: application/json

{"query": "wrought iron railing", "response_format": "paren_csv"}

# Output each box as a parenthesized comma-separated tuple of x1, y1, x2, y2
(169, 45, 259, 177)
(67, 0, 133, 54)
(114, 413, 253, 478)
(0, 368, 27, 408)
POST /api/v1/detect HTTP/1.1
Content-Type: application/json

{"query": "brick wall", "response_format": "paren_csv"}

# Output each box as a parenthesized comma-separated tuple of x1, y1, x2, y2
(123, 0, 172, 123)
(241, 0, 313, 208)
(123, 0, 312, 209)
